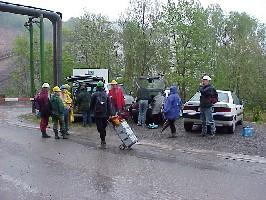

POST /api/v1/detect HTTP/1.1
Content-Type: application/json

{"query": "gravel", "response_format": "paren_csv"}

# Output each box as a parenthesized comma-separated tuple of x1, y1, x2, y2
(1, 103, 265, 157)
(130, 119, 266, 157)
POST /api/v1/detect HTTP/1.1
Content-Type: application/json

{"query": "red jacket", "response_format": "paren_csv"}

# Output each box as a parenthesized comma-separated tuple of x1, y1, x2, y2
(37, 90, 51, 117)
(109, 86, 125, 110)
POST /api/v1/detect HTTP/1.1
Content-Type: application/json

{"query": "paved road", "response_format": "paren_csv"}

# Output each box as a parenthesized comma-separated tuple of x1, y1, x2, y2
(0, 122, 265, 200)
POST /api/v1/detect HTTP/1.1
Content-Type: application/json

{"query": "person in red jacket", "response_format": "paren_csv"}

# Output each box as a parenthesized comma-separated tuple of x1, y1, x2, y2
(108, 80, 125, 114)
(36, 83, 51, 138)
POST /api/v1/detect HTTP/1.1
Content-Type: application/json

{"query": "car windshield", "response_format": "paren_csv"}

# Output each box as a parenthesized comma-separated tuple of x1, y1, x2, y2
(190, 92, 201, 101)
(189, 92, 229, 103)
(137, 78, 165, 90)
(218, 93, 229, 103)
(89, 86, 97, 92)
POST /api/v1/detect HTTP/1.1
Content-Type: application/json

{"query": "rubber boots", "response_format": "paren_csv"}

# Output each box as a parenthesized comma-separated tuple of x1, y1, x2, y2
(168, 132, 177, 138)
(41, 131, 51, 138)
(100, 141, 106, 149)
(54, 130, 60, 139)
(61, 131, 68, 139)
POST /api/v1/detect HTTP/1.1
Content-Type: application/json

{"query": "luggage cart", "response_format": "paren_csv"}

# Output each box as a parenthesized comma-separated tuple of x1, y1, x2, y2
(110, 117, 138, 150)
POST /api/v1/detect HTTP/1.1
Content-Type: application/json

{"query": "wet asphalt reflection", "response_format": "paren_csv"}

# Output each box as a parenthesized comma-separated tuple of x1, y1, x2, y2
(0, 122, 266, 200)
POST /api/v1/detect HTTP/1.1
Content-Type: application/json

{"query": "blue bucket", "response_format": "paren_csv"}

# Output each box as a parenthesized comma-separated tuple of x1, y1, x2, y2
(242, 126, 254, 137)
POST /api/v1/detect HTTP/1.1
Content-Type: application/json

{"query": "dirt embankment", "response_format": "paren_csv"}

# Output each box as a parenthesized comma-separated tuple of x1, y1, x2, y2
(0, 27, 21, 93)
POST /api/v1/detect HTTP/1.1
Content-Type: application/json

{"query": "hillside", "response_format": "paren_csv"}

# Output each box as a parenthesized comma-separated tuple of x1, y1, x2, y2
(0, 12, 27, 93)
(0, 12, 60, 94)
(0, 26, 21, 94)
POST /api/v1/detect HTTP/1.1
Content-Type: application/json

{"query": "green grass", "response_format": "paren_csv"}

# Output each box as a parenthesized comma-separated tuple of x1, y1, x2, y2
(19, 113, 40, 123)
(18, 113, 91, 128)
(244, 110, 266, 123)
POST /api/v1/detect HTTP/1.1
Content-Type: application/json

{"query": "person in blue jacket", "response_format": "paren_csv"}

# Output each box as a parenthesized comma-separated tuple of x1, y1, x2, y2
(162, 86, 182, 138)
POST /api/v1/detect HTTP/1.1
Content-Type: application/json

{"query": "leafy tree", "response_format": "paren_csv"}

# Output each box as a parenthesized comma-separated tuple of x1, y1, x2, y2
(160, 0, 213, 99)
(120, 0, 162, 90)
(6, 0, 266, 114)
(67, 13, 118, 75)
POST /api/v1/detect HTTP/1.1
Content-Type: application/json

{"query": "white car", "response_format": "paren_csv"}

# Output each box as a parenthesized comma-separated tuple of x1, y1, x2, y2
(182, 90, 244, 133)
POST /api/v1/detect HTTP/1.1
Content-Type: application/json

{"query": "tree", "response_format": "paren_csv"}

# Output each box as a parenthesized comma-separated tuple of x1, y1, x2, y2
(160, 0, 212, 99)
(120, 0, 162, 90)
(67, 12, 118, 78)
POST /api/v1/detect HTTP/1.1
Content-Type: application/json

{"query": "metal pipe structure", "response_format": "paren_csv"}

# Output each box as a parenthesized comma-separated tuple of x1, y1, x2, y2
(24, 17, 35, 113)
(0, 1, 62, 86)
(29, 18, 35, 97)
(39, 14, 45, 84)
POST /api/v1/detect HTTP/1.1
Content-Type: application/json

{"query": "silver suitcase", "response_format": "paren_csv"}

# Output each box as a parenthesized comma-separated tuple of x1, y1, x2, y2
(114, 121, 138, 149)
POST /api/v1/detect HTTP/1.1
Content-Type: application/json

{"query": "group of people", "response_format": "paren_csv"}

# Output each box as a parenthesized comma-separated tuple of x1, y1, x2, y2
(36, 80, 125, 148)
(136, 75, 217, 138)
(36, 83, 72, 139)
(136, 85, 182, 138)
(76, 80, 125, 126)
(36, 74, 217, 148)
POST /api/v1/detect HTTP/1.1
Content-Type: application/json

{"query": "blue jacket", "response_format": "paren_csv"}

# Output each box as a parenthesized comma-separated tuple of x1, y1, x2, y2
(163, 86, 182, 120)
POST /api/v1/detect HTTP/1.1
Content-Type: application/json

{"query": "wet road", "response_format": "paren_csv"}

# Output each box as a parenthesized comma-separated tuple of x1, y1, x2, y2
(0, 122, 265, 200)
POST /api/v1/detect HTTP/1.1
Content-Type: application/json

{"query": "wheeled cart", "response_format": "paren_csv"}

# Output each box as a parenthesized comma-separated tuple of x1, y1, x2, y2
(113, 120, 138, 150)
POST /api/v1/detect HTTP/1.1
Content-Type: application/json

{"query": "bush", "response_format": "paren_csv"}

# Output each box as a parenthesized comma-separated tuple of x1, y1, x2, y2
(253, 108, 262, 122)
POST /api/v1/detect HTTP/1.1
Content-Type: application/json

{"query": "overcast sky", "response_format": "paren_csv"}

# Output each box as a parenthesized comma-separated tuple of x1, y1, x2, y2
(4, 0, 266, 23)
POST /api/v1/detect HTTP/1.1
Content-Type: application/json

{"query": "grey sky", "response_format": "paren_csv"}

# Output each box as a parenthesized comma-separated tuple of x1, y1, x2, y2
(4, 0, 266, 23)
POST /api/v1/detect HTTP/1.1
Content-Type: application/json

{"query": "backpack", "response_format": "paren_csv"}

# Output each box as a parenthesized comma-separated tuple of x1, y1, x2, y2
(34, 93, 41, 110)
(210, 88, 218, 104)
(94, 92, 108, 114)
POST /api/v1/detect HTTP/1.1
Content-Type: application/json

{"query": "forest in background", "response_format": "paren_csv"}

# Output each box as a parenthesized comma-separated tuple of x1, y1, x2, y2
(2, 0, 266, 115)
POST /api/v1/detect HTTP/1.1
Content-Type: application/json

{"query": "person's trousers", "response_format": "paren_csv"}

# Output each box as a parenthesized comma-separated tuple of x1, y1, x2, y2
(40, 116, 49, 132)
(82, 110, 91, 126)
(168, 119, 176, 134)
(95, 117, 108, 142)
(152, 114, 161, 125)
(138, 100, 149, 125)
(200, 107, 216, 135)
(52, 115, 65, 134)
(64, 108, 70, 132)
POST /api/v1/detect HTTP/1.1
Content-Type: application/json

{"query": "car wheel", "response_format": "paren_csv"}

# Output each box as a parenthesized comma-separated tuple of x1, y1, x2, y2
(228, 121, 236, 134)
(184, 122, 193, 132)
(238, 120, 243, 125)
(237, 114, 243, 125)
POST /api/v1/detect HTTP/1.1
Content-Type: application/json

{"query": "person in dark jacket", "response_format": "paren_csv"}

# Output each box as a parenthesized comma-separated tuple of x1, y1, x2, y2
(36, 82, 51, 138)
(90, 81, 113, 148)
(50, 86, 68, 139)
(162, 86, 182, 138)
(136, 87, 150, 126)
(77, 82, 91, 127)
(199, 75, 216, 137)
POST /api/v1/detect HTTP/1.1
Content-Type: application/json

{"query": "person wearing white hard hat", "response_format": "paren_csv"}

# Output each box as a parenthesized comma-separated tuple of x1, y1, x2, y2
(35, 83, 51, 138)
(199, 75, 217, 137)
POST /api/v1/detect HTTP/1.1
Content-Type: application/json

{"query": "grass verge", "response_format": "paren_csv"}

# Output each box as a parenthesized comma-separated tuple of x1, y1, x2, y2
(18, 113, 92, 128)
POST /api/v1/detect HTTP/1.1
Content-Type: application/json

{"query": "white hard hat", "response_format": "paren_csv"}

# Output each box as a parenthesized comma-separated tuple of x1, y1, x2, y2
(202, 75, 211, 81)
(42, 83, 50, 88)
